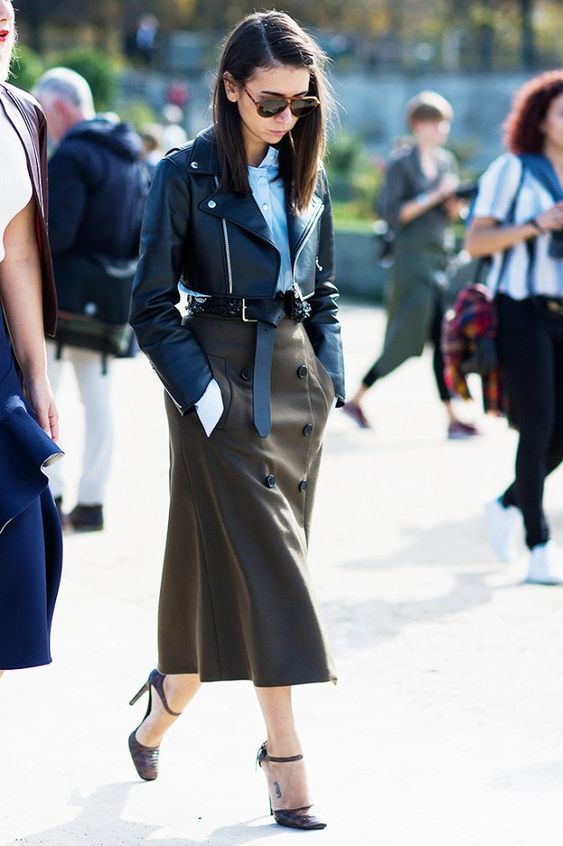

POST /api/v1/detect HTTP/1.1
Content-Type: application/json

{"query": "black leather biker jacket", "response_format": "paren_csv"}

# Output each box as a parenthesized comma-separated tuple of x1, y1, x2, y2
(130, 126, 345, 413)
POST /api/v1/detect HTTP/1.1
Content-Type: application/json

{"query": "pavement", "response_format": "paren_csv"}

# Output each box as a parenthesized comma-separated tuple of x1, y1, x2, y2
(2, 303, 563, 846)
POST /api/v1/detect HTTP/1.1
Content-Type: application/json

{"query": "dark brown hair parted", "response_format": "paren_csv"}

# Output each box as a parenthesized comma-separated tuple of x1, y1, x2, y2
(212, 10, 334, 212)
(503, 69, 563, 154)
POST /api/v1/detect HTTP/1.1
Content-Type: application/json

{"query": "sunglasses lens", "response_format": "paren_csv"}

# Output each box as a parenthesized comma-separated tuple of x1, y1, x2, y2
(290, 101, 317, 117)
(290, 99, 319, 117)
(257, 99, 287, 117)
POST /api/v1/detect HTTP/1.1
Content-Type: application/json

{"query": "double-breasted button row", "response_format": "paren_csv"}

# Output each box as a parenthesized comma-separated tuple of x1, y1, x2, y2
(266, 475, 307, 492)
(297, 364, 308, 379)
(241, 367, 252, 381)
(303, 423, 313, 437)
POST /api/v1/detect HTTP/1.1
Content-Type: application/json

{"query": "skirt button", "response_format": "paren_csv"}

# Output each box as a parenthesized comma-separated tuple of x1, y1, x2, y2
(265, 474, 276, 488)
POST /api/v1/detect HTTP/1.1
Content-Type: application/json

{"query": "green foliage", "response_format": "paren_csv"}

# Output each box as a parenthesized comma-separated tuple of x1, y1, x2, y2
(118, 100, 158, 130)
(326, 131, 383, 227)
(9, 45, 46, 92)
(51, 48, 118, 110)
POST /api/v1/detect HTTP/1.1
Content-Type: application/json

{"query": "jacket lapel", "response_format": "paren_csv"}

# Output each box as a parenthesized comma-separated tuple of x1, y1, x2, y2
(191, 127, 324, 257)
(287, 194, 324, 261)
(200, 189, 276, 248)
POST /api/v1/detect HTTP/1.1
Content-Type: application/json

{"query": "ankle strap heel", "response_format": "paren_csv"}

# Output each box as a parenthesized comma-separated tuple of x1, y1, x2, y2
(256, 741, 327, 831)
(128, 669, 182, 781)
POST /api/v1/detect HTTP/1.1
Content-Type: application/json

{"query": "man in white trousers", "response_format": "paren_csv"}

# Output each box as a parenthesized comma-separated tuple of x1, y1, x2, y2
(35, 68, 145, 531)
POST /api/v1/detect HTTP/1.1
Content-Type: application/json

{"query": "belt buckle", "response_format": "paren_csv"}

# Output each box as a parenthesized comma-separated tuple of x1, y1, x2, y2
(290, 283, 311, 322)
(241, 298, 257, 323)
(547, 299, 563, 315)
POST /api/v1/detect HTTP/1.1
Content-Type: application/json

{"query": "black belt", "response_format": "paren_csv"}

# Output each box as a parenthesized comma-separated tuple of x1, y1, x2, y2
(188, 291, 311, 438)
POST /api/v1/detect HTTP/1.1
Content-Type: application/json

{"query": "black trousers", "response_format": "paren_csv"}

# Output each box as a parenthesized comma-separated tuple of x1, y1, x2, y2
(362, 295, 451, 402)
(497, 294, 563, 548)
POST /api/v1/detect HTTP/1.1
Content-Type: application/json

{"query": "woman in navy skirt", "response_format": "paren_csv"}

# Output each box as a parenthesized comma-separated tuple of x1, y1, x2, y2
(0, 0, 63, 672)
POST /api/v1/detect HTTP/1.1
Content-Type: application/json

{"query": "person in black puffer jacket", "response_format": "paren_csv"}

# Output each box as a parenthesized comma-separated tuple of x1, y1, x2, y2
(34, 67, 147, 532)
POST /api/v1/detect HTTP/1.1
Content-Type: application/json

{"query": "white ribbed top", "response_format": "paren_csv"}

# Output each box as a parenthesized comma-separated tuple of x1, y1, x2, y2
(0, 111, 33, 262)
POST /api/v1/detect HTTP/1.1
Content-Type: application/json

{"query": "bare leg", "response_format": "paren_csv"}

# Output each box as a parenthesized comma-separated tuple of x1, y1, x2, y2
(255, 685, 313, 813)
(444, 399, 457, 424)
(351, 383, 369, 406)
(135, 673, 200, 747)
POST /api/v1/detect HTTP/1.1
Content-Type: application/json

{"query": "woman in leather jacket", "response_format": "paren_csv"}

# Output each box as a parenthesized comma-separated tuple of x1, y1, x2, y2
(0, 0, 64, 673)
(129, 10, 344, 830)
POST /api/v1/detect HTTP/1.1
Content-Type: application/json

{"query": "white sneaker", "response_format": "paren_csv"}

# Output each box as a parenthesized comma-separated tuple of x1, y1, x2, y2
(485, 498, 523, 562)
(526, 541, 563, 585)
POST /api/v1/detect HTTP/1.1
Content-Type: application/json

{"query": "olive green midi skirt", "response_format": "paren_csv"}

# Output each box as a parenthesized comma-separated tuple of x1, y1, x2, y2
(158, 313, 337, 686)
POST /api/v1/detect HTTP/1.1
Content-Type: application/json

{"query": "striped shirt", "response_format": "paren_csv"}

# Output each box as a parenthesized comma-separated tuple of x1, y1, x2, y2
(473, 153, 563, 300)
(0, 111, 32, 262)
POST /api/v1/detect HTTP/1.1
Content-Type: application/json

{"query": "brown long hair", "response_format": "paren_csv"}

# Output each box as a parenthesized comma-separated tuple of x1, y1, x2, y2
(212, 10, 333, 212)
(503, 70, 563, 154)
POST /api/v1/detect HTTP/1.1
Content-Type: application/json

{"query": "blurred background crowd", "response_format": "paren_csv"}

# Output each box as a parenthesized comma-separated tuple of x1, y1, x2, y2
(10, 1, 563, 301)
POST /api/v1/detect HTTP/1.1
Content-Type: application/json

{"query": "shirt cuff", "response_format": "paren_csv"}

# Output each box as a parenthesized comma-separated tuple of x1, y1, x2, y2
(195, 378, 224, 437)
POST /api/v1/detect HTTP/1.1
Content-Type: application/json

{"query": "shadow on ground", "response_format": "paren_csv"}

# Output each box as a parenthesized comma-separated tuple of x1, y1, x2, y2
(322, 514, 527, 653)
(493, 760, 563, 792)
(6, 782, 285, 846)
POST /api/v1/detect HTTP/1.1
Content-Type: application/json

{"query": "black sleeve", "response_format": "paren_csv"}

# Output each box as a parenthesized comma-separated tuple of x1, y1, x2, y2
(304, 168, 345, 406)
(47, 143, 90, 255)
(377, 156, 413, 229)
(129, 156, 213, 413)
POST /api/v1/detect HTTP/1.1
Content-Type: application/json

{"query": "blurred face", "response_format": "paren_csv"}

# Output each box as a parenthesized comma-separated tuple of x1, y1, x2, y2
(35, 94, 68, 143)
(224, 64, 311, 161)
(0, 0, 15, 82)
(412, 118, 451, 149)
(540, 92, 563, 153)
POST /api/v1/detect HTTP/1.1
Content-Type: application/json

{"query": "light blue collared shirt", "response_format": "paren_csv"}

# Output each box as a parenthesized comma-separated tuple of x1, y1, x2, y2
(247, 146, 293, 293)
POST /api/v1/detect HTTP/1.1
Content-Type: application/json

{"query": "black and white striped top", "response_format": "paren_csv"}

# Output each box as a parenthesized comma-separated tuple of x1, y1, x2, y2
(473, 153, 563, 300)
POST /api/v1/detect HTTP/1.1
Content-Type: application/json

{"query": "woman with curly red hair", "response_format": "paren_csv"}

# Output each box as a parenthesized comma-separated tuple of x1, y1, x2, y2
(466, 70, 563, 584)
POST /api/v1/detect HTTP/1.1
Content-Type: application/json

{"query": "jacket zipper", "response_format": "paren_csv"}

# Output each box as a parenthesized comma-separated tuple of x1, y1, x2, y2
(292, 202, 325, 288)
(214, 177, 233, 293)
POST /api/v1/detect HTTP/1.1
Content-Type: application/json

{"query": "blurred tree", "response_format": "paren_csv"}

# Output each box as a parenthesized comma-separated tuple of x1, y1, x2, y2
(54, 48, 118, 110)
(14, 0, 559, 71)
(10, 45, 46, 91)
(520, 0, 537, 69)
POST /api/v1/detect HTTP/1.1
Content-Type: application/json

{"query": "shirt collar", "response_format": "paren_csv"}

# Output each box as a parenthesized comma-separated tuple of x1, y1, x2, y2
(249, 146, 279, 172)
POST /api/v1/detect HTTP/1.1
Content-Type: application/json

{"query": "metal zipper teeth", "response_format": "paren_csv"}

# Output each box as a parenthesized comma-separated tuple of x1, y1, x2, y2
(214, 177, 233, 294)
(292, 203, 325, 292)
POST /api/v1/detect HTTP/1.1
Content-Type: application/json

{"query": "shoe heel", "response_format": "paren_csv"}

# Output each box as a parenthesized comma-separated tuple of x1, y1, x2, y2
(129, 681, 149, 706)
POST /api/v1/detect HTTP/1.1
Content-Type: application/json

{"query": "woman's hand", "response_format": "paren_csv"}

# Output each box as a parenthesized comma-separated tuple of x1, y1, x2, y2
(536, 201, 563, 232)
(0, 199, 59, 438)
(444, 195, 464, 221)
(22, 373, 59, 440)
(435, 173, 459, 203)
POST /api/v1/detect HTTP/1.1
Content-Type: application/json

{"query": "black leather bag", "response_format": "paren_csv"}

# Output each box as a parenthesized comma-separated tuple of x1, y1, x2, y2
(53, 252, 137, 355)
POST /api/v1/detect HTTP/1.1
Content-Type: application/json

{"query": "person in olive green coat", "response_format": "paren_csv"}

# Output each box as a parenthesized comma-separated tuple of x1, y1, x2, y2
(344, 91, 478, 439)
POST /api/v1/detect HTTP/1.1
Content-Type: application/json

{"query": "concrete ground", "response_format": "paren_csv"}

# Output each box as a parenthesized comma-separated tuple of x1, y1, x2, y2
(2, 303, 563, 846)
